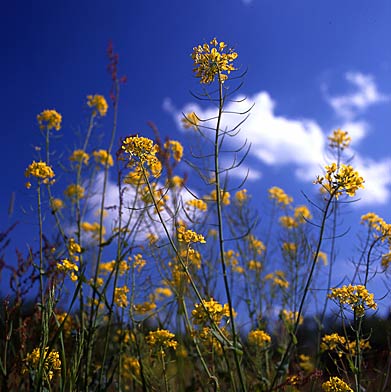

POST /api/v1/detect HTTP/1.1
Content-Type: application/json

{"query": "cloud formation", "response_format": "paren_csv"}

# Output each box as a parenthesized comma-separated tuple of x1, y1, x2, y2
(165, 72, 390, 205)
(324, 72, 389, 120)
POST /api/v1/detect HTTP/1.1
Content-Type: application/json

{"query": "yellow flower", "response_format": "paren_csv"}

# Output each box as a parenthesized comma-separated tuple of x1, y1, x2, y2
(322, 376, 353, 392)
(247, 234, 266, 255)
(315, 163, 364, 199)
(247, 260, 262, 272)
(191, 38, 238, 84)
(114, 286, 130, 308)
(37, 109, 62, 131)
(81, 221, 105, 240)
(50, 198, 64, 212)
(268, 186, 293, 206)
(279, 216, 298, 229)
(328, 284, 377, 316)
(280, 309, 303, 326)
(164, 140, 184, 162)
(206, 189, 231, 205)
(25, 161, 55, 185)
(247, 329, 271, 348)
(133, 301, 157, 314)
(235, 189, 248, 204)
(69, 149, 89, 166)
(64, 184, 85, 202)
(93, 149, 114, 167)
(87, 94, 108, 117)
(328, 128, 351, 150)
(186, 198, 208, 211)
(146, 329, 177, 352)
(177, 226, 206, 244)
(57, 258, 78, 273)
(192, 298, 233, 325)
(122, 135, 162, 178)
(182, 112, 199, 130)
(22, 347, 61, 382)
(294, 205, 312, 223)
(298, 354, 314, 372)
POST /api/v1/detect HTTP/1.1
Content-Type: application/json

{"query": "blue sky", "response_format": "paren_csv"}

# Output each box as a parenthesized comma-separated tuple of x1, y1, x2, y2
(2, 1, 391, 310)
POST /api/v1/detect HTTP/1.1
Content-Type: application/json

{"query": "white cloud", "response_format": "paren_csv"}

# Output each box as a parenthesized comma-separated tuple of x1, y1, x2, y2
(325, 72, 389, 120)
(166, 80, 391, 206)
(354, 156, 391, 206)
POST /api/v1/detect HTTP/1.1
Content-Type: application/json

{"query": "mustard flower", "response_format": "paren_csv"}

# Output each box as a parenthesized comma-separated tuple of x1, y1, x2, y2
(247, 260, 262, 272)
(122, 356, 140, 378)
(360, 212, 389, 237)
(87, 94, 108, 117)
(280, 309, 303, 326)
(114, 286, 130, 308)
(192, 37, 238, 84)
(92, 149, 114, 167)
(315, 163, 364, 199)
(37, 109, 62, 131)
(247, 329, 271, 348)
(22, 346, 61, 381)
(328, 128, 351, 150)
(298, 354, 314, 372)
(192, 298, 233, 325)
(133, 301, 157, 314)
(81, 221, 105, 240)
(50, 198, 64, 212)
(146, 329, 177, 353)
(322, 376, 353, 392)
(69, 149, 89, 166)
(247, 234, 266, 255)
(279, 216, 298, 229)
(121, 135, 162, 178)
(206, 189, 231, 205)
(265, 271, 289, 289)
(57, 258, 78, 273)
(235, 189, 248, 204)
(186, 198, 208, 211)
(328, 284, 377, 316)
(177, 225, 206, 244)
(164, 140, 184, 162)
(182, 111, 199, 130)
(294, 205, 312, 223)
(268, 186, 293, 206)
(25, 161, 55, 186)
(64, 184, 85, 202)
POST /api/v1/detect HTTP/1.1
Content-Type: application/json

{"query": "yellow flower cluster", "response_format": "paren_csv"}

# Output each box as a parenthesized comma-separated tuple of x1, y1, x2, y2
(328, 284, 377, 316)
(247, 260, 262, 272)
(114, 286, 130, 308)
(360, 212, 389, 235)
(25, 161, 55, 187)
(268, 186, 293, 206)
(282, 242, 297, 257)
(177, 226, 206, 244)
(87, 94, 108, 117)
(121, 135, 162, 178)
(57, 258, 79, 282)
(22, 346, 61, 381)
(235, 189, 248, 204)
(51, 198, 64, 212)
(164, 140, 184, 162)
(186, 198, 208, 212)
(328, 128, 351, 150)
(265, 270, 289, 289)
(182, 112, 199, 130)
(70, 149, 90, 166)
(99, 259, 129, 276)
(247, 234, 266, 255)
(206, 189, 231, 205)
(247, 329, 271, 348)
(81, 221, 105, 240)
(146, 329, 177, 352)
(298, 354, 314, 372)
(192, 298, 232, 325)
(133, 301, 157, 314)
(294, 205, 312, 223)
(64, 184, 85, 202)
(322, 376, 353, 392)
(320, 333, 371, 357)
(280, 309, 304, 326)
(279, 216, 298, 229)
(93, 149, 114, 167)
(37, 109, 62, 131)
(192, 38, 238, 84)
(315, 163, 364, 199)
(122, 356, 140, 378)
